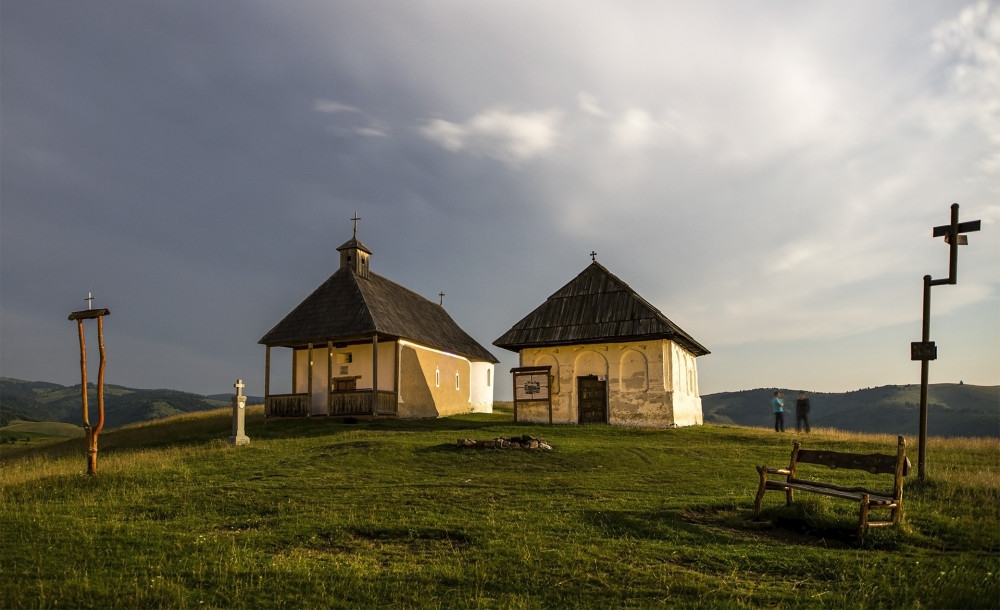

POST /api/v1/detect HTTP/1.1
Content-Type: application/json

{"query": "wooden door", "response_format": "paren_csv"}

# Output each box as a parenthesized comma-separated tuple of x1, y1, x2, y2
(577, 376, 607, 424)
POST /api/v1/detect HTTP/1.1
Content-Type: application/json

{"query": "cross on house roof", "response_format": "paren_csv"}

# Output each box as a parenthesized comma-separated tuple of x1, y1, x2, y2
(590, 251, 597, 262)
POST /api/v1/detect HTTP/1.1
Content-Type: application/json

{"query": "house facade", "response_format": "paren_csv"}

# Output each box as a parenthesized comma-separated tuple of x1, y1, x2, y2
(494, 261, 709, 427)
(259, 234, 498, 419)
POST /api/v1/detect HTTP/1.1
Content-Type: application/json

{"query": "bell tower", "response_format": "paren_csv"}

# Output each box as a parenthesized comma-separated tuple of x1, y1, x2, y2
(337, 212, 372, 277)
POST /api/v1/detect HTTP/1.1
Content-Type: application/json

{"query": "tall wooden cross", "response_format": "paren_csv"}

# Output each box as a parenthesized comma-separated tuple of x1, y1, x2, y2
(351, 212, 361, 239)
(913, 203, 981, 480)
(68, 298, 111, 474)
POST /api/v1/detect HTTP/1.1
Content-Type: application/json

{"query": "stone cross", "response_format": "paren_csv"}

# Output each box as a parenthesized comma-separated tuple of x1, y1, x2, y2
(228, 378, 250, 446)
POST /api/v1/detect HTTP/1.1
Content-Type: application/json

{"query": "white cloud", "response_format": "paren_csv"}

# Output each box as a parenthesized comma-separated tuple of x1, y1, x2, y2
(577, 91, 608, 118)
(354, 126, 388, 138)
(419, 108, 562, 164)
(312, 99, 360, 114)
(931, 1, 1000, 175)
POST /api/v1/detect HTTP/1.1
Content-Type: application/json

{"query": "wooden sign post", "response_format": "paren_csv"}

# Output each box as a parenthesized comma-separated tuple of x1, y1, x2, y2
(913, 204, 980, 480)
(68, 294, 110, 475)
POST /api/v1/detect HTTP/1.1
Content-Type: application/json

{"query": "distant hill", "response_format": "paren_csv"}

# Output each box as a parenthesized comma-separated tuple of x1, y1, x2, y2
(3, 377, 996, 438)
(703, 383, 1000, 439)
(0, 378, 260, 429)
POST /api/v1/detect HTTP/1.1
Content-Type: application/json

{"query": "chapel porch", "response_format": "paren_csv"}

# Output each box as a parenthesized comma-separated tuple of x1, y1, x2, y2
(265, 390, 399, 418)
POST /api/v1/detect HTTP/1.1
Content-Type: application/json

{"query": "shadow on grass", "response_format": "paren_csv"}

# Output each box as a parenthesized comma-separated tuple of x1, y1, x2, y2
(582, 508, 694, 541)
(748, 502, 907, 550)
(582, 502, 896, 550)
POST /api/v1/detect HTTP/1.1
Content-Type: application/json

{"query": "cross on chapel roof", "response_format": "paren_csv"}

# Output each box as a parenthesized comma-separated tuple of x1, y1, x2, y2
(351, 211, 361, 239)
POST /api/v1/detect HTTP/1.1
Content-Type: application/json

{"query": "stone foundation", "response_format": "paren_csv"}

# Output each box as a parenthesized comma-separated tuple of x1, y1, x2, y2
(456, 434, 552, 450)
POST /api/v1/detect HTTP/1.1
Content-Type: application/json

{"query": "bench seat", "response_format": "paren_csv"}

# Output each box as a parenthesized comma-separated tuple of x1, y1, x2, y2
(763, 479, 895, 505)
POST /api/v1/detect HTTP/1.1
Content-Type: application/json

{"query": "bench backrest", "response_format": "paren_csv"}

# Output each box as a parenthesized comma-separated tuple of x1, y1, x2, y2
(788, 436, 909, 496)
(795, 449, 904, 475)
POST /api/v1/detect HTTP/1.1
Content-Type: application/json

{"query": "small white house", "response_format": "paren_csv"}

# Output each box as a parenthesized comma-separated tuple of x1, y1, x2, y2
(259, 232, 497, 419)
(494, 260, 709, 427)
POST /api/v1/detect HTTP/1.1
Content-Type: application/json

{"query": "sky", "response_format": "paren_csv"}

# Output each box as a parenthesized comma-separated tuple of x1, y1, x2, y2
(2, 0, 998, 401)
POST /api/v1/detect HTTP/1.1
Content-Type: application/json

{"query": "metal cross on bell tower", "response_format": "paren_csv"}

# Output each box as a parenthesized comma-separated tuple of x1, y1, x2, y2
(351, 212, 361, 239)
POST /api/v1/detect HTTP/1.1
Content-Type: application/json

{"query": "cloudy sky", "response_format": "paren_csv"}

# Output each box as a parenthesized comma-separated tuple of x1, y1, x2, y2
(2, 1, 998, 401)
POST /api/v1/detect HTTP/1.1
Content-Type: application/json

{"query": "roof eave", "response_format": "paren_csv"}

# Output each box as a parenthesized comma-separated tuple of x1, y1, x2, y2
(494, 334, 709, 356)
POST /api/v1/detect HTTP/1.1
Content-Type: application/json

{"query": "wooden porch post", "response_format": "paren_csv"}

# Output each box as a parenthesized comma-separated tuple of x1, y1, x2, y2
(307, 343, 314, 417)
(264, 346, 271, 403)
(371, 333, 378, 415)
(327, 340, 333, 416)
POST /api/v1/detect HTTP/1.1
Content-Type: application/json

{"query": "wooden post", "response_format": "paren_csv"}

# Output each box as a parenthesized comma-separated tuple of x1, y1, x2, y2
(76, 319, 91, 471)
(69, 306, 110, 475)
(307, 343, 314, 417)
(327, 341, 333, 416)
(94, 314, 106, 473)
(264, 345, 271, 403)
(372, 334, 379, 415)
(892, 436, 907, 524)
(915, 204, 981, 480)
(918, 276, 932, 480)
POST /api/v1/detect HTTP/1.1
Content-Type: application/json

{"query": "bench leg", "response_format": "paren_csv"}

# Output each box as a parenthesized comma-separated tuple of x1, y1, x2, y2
(857, 494, 870, 544)
(754, 466, 767, 519)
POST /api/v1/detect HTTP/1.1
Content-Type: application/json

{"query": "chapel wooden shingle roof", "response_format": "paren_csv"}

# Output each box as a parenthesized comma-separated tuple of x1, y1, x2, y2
(259, 267, 498, 363)
(493, 262, 710, 356)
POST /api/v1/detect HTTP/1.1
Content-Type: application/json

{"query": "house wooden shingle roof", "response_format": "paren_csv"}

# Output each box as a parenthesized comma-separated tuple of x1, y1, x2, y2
(259, 266, 498, 363)
(493, 262, 709, 356)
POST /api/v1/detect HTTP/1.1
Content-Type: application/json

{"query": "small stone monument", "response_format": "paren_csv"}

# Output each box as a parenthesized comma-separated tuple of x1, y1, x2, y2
(228, 379, 250, 446)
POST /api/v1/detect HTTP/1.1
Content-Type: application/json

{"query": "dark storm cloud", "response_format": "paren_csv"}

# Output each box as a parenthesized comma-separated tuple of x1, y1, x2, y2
(2, 1, 997, 397)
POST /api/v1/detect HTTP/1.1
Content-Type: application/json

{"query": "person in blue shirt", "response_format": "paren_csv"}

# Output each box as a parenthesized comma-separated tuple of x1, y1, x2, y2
(772, 391, 785, 432)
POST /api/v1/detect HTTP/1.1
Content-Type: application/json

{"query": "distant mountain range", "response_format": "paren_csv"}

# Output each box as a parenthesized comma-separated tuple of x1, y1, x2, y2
(1, 377, 996, 438)
(0, 377, 262, 429)
(702, 383, 999, 439)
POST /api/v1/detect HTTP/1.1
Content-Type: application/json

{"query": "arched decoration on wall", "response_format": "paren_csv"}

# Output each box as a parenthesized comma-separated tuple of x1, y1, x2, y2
(574, 350, 608, 378)
(619, 349, 648, 392)
(534, 353, 560, 394)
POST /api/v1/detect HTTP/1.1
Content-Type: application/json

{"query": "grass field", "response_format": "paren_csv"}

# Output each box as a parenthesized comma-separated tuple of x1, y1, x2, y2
(0, 420, 85, 445)
(1, 405, 997, 608)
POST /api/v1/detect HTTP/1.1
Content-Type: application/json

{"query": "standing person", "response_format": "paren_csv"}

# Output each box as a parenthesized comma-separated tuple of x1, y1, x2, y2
(771, 391, 785, 432)
(796, 391, 811, 433)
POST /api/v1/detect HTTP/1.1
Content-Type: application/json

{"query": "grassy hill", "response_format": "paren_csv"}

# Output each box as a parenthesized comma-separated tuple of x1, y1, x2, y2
(0, 419, 85, 445)
(1, 407, 997, 608)
(703, 383, 1000, 438)
(0, 377, 240, 428)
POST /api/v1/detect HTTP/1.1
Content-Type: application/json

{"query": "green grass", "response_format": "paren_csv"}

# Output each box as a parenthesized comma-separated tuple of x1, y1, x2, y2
(1, 407, 997, 608)
(0, 419, 85, 444)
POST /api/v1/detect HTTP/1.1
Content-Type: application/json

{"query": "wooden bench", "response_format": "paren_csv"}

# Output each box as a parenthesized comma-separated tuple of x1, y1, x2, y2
(754, 436, 910, 543)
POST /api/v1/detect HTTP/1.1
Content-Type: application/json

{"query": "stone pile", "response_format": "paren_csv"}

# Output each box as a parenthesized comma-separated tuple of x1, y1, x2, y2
(456, 434, 552, 451)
